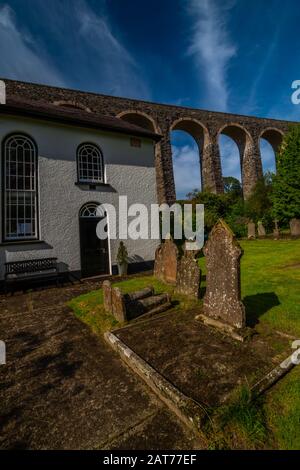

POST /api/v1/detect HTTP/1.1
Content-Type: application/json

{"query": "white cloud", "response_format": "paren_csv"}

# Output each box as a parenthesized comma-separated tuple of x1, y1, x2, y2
(172, 144, 202, 199)
(187, 0, 236, 111)
(76, 1, 149, 99)
(0, 1, 149, 99)
(0, 4, 65, 86)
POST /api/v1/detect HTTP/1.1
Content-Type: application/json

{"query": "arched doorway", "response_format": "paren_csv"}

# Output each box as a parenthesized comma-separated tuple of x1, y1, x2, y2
(170, 118, 207, 200)
(79, 202, 109, 278)
(260, 128, 283, 175)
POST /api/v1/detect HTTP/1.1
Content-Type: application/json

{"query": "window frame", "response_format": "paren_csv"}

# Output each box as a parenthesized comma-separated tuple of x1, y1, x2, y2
(1, 132, 40, 243)
(76, 142, 105, 185)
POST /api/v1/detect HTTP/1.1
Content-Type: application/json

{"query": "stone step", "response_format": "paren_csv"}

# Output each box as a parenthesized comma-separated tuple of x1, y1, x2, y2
(125, 286, 154, 303)
(127, 293, 170, 319)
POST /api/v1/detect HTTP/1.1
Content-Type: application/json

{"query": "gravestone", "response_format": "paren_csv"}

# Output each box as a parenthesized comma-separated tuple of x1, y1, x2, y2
(273, 220, 280, 240)
(183, 240, 201, 259)
(247, 222, 256, 239)
(103, 280, 112, 312)
(103, 280, 127, 322)
(202, 219, 246, 330)
(175, 254, 201, 299)
(257, 221, 266, 237)
(154, 238, 178, 284)
(111, 287, 127, 323)
(290, 218, 300, 237)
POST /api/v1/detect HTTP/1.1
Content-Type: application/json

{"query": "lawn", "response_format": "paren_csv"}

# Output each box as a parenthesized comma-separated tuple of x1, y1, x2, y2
(68, 275, 201, 336)
(68, 239, 300, 450)
(69, 239, 300, 337)
(199, 238, 300, 337)
(202, 239, 300, 449)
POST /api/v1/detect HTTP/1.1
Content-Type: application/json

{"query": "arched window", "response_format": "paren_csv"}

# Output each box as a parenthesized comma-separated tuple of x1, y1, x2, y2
(77, 143, 104, 183)
(2, 134, 38, 241)
(79, 202, 105, 218)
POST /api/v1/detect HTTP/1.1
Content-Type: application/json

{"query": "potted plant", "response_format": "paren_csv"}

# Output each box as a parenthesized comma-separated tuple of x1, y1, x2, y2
(117, 241, 128, 276)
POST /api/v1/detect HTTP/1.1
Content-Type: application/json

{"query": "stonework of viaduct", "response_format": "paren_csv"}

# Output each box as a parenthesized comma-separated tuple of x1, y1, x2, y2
(4, 79, 295, 204)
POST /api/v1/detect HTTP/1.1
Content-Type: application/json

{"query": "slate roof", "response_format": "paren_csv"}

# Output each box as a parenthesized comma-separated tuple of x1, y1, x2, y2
(0, 96, 162, 141)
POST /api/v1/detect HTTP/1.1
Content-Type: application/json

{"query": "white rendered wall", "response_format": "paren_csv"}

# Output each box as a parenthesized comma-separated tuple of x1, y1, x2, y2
(0, 115, 159, 279)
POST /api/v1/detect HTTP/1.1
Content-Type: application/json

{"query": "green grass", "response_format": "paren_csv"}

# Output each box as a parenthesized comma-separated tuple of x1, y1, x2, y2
(68, 288, 119, 335)
(264, 366, 300, 449)
(206, 386, 267, 450)
(199, 239, 300, 337)
(206, 372, 300, 450)
(68, 275, 200, 335)
(198, 239, 300, 449)
(70, 239, 300, 337)
(69, 239, 300, 449)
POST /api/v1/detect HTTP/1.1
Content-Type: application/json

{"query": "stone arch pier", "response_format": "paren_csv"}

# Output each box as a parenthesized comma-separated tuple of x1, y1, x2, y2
(5, 79, 294, 203)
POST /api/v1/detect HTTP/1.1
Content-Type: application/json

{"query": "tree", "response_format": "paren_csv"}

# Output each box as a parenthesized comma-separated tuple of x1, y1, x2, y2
(272, 125, 300, 222)
(245, 173, 274, 224)
(194, 191, 228, 230)
(186, 188, 200, 200)
(223, 176, 242, 197)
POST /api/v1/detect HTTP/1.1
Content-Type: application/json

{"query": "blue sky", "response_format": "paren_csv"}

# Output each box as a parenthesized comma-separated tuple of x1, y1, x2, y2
(1, 0, 300, 198)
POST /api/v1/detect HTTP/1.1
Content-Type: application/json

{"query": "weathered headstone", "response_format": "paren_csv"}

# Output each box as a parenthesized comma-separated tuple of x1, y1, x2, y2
(103, 280, 112, 312)
(290, 218, 300, 237)
(102, 280, 127, 322)
(247, 222, 256, 239)
(154, 238, 178, 284)
(257, 221, 266, 237)
(202, 219, 246, 330)
(183, 241, 201, 259)
(273, 220, 280, 240)
(111, 287, 127, 323)
(176, 254, 201, 299)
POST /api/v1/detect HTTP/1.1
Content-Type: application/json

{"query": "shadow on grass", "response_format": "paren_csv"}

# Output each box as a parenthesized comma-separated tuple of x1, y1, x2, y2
(199, 287, 206, 299)
(243, 292, 280, 327)
(199, 275, 206, 299)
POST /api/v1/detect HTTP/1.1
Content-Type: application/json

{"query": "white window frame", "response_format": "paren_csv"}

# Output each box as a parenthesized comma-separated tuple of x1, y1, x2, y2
(77, 143, 104, 184)
(3, 134, 39, 242)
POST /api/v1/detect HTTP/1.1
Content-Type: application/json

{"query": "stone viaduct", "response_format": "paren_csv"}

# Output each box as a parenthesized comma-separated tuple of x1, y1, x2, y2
(4, 79, 295, 204)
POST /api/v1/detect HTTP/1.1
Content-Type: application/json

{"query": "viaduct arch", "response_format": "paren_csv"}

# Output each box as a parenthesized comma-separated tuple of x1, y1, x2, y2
(5, 79, 295, 203)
